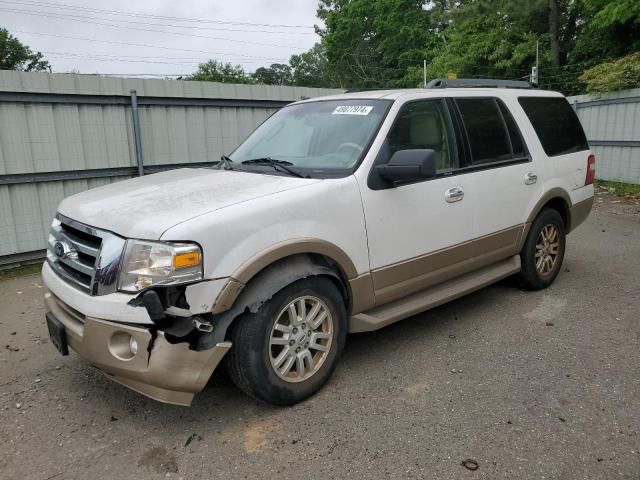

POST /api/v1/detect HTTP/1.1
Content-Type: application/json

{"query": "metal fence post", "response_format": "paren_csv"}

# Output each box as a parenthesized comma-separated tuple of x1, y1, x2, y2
(130, 90, 144, 176)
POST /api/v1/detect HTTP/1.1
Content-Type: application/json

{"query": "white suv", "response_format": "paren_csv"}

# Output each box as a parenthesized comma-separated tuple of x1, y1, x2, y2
(42, 79, 594, 406)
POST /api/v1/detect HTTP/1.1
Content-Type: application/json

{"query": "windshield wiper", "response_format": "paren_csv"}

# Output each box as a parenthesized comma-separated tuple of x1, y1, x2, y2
(241, 157, 308, 178)
(217, 155, 234, 170)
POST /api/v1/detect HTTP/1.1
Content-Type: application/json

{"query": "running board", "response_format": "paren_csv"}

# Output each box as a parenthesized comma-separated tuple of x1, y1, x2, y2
(349, 255, 521, 333)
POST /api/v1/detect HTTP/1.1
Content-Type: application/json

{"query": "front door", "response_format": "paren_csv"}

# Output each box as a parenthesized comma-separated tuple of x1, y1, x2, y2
(358, 98, 476, 305)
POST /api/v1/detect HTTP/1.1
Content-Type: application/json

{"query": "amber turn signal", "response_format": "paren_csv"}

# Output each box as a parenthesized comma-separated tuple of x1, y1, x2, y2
(173, 251, 201, 268)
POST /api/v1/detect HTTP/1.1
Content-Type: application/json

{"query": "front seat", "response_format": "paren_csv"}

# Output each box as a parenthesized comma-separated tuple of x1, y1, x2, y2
(409, 113, 445, 170)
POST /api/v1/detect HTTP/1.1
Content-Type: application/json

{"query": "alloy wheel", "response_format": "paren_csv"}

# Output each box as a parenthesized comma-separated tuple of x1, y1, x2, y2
(535, 224, 561, 276)
(268, 296, 333, 383)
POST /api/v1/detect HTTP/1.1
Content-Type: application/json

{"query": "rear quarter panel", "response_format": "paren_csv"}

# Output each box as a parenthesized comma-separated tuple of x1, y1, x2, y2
(508, 90, 594, 210)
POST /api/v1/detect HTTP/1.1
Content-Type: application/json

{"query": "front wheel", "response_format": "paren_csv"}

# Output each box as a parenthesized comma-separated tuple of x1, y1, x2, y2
(517, 208, 566, 290)
(225, 277, 347, 405)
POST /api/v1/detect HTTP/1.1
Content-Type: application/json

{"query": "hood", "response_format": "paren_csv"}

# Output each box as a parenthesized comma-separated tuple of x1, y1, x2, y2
(58, 168, 322, 239)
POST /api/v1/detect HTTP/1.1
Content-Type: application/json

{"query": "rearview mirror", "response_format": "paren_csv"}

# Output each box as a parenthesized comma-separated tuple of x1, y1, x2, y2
(376, 149, 437, 184)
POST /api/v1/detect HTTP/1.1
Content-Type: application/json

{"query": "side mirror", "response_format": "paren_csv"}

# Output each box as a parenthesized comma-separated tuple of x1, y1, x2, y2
(376, 149, 437, 184)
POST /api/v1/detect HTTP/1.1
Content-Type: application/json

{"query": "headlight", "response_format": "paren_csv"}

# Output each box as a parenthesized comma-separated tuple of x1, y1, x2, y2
(118, 240, 203, 292)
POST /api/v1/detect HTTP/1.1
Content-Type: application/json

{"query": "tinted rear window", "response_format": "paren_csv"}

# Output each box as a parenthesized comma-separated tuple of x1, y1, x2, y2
(518, 97, 589, 157)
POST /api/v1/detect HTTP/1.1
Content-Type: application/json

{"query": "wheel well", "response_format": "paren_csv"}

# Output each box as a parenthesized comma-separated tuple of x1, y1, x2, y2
(541, 197, 570, 229)
(306, 253, 352, 311)
(252, 253, 351, 312)
(205, 253, 352, 347)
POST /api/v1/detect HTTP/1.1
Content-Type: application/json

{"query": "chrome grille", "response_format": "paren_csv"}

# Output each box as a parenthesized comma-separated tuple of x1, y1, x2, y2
(46, 214, 126, 295)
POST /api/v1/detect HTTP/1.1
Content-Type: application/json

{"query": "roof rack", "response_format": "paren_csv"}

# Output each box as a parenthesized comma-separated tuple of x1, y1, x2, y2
(426, 78, 535, 89)
(344, 87, 388, 93)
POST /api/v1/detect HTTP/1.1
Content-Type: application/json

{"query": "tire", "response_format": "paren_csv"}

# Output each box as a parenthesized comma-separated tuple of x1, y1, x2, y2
(224, 277, 347, 406)
(517, 208, 566, 290)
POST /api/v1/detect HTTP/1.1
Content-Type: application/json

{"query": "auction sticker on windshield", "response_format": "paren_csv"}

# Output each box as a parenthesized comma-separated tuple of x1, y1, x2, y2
(332, 105, 374, 116)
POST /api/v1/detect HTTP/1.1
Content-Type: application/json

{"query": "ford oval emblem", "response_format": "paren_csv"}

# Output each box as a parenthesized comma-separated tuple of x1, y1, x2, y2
(53, 241, 66, 258)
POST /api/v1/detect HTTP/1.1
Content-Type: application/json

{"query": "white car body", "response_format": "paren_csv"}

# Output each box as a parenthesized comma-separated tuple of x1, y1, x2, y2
(42, 85, 594, 405)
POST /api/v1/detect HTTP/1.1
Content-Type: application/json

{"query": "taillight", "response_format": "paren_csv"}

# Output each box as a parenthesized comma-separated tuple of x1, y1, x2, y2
(585, 154, 596, 185)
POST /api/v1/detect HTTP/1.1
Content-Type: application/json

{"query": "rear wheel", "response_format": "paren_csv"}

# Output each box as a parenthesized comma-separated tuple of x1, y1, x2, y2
(517, 208, 566, 290)
(225, 277, 347, 405)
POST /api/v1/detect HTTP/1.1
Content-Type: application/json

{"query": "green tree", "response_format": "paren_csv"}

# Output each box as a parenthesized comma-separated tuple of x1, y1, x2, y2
(426, 10, 538, 81)
(183, 1, 639, 94)
(289, 43, 335, 87)
(316, 0, 437, 88)
(585, 0, 640, 28)
(312, 0, 588, 90)
(579, 53, 640, 93)
(571, 0, 640, 68)
(0, 28, 50, 71)
(187, 60, 252, 83)
(426, 0, 590, 93)
(252, 63, 293, 86)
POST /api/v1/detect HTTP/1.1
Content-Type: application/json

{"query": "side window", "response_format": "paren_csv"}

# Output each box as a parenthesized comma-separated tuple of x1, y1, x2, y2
(387, 99, 458, 174)
(518, 97, 589, 157)
(455, 98, 514, 165)
(498, 101, 526, 157)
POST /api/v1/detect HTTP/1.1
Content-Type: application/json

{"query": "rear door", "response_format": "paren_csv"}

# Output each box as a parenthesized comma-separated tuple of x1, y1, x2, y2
(450, 96, 542, 251)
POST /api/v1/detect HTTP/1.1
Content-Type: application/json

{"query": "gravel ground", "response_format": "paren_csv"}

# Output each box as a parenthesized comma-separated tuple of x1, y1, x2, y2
(1, 193, 639, 480)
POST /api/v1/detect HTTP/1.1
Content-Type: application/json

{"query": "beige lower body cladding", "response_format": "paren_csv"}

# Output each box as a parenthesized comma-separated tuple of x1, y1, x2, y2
(44, 289, 230, 406)
(569, 197, 593, 232)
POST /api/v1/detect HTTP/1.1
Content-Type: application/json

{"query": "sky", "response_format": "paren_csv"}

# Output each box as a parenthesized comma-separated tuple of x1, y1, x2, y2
(1, 0, 321, 77)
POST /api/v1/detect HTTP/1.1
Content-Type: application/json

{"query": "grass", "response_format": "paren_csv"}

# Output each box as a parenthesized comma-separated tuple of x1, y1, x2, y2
(594, 180, 640, 199)
(0, 263, 43, 282)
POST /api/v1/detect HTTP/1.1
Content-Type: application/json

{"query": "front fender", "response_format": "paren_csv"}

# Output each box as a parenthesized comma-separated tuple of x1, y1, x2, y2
(201, 255, 343, 348)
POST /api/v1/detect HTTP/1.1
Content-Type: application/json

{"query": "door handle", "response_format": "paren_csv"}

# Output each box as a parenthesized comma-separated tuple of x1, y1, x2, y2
(445, 186, 464, 203)
(524, 172, 538, 185)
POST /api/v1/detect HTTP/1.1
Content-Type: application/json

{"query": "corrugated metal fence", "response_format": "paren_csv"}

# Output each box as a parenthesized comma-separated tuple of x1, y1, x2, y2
(568, 88, 640, 185)
(0, 70, 342, 266)
(1, 71, 637, 266)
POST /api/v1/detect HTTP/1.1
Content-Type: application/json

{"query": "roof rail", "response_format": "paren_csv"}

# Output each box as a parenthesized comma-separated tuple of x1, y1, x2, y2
(426, 78, 534, 89)
(344, 87, 388, 93)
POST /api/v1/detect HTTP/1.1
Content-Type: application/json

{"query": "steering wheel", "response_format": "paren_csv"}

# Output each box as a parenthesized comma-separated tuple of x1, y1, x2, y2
(334, 142, 364, 167)
(336, 142, 364, 156)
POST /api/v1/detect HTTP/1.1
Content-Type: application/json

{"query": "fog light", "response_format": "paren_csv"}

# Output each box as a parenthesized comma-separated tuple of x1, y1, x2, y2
(129, 337, 139, 356)
(108, 332, 139, 361)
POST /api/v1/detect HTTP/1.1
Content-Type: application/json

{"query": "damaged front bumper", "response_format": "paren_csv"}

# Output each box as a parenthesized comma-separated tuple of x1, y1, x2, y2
(42, 262, 231, 406)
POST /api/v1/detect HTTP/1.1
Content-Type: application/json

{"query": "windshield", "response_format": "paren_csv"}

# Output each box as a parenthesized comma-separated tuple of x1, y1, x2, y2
(229, 99, 391, 175)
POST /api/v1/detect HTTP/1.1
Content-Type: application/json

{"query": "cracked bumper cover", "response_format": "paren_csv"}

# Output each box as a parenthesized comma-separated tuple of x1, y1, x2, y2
(42, 263, 230, 406)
